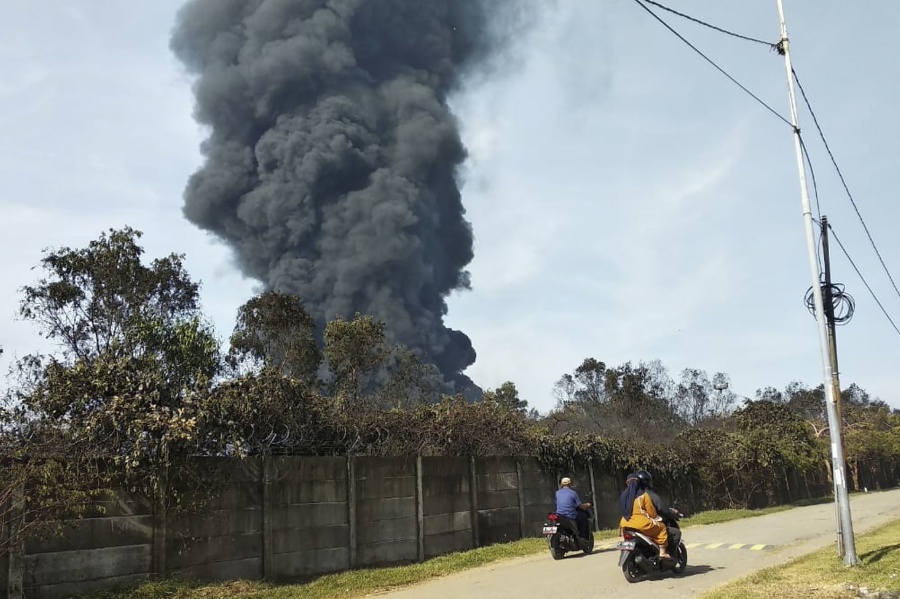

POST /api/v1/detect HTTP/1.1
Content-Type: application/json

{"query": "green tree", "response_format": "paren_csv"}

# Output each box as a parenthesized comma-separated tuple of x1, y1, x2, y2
(727, 399, 821, 504)
(10, 227, 221, 496)
(483, 381, 529, 414)
(673, 368, 735, 425)
(19, 227, 203, 363)
(375, 346, 443, 408)
(323, 313, 389, 404)
(227, 290, 321, 383)
(546, 359, 682, 438)
(574, 358, 607, 404)
(782, 382, 827, 436)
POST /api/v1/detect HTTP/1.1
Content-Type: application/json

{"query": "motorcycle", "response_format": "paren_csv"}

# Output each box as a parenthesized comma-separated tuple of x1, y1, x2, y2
(616, 507, 687, 582)
(542, 506, 595, 560)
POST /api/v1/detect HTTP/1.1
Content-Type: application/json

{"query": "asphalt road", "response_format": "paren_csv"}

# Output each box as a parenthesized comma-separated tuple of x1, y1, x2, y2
(375, 488, 900, 598)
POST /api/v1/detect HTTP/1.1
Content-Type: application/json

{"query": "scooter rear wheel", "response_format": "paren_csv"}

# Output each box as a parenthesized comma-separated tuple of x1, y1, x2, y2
(548, 536, 566, 560)
(621, 553, 644, 583)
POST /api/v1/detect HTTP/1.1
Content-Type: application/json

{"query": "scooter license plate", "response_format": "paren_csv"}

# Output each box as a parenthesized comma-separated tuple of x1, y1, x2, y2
(542, 525, 558, 535)
(616, 540, 635, 551)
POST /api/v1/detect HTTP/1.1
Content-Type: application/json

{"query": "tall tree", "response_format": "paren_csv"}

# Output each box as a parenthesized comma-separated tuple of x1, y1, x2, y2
(323, 313, 389, 404)
(483, 381, 530, 415)
(8, 227, 222, 519)
(227, 290, 321, 384)
(673, 368, 713, 426)
(375, 346, 443, 408)
(20, 227, 203, 364)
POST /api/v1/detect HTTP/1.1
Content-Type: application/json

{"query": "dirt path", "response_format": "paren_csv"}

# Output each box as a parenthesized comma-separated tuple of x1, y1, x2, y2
(374, 489, 900, 598)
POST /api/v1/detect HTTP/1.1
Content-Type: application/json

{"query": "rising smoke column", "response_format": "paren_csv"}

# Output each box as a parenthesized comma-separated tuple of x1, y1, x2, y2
(171, 0, 510, 391)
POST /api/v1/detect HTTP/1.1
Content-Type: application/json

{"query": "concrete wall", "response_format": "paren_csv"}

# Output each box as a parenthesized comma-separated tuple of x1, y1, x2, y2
(10, 455, 819, 599)
(268, 456, 349, 578)
(21, 490, 153, 599)
(421, 456, 472, 558)
(474, 457, 520, 546)
(166, 458, 263, 583)
(354, 457, 418, 567)
(519, 460, 556, 537)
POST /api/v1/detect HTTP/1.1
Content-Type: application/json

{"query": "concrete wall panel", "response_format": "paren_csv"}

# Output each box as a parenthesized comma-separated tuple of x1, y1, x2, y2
(166, 531, 261, 569)
(271, 524, 348, 554)
(423, 511, 470, 536)
(25, 573, 149, 599)
(421, 475, 469, 497)
(356, 517, 416, 546)
(169, 557, 261, 582)
(23, 544, 151, 587)
(477, 490, 518, 511)
(356, 476, 415, 500)
(356, 539, 416, 567)
(356, 496, 414, 521)
(24, 515, 153, 554)
(270, 456, 346, 481)
(270, 503, 347, 528)
(422, 492, 470, 517)
(424, 530, 471, 558)
(271, 480, 347, 505)
(270, 547, 349, 578)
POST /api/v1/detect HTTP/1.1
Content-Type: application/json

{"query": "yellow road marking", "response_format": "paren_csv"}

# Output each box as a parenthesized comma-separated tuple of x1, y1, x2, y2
(607, 541, 773, 551)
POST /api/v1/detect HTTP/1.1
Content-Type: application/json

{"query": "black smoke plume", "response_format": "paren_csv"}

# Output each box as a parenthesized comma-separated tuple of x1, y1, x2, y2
(171, 0, 518, 393)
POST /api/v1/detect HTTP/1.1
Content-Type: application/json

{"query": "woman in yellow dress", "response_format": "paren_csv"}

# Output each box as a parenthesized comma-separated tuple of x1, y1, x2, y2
(618, 470, 671, 559)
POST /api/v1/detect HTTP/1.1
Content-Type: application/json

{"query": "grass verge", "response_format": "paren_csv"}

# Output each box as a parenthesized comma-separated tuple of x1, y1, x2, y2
(85, 532, 615, 599)
(700, 517, 900, 598)
(83, 497, 842, 599)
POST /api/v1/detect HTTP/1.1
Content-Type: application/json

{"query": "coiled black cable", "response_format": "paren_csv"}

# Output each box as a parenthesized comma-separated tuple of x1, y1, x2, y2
(805, 280, 855, 325)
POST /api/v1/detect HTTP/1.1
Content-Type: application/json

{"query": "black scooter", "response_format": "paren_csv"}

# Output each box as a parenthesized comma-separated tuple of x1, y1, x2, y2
(542, 506, 595, 560)
(616, 507, 687, 582)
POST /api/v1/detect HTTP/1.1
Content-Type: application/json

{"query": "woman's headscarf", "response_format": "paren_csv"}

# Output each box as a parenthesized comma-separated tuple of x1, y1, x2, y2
(618, 472, 645, 520)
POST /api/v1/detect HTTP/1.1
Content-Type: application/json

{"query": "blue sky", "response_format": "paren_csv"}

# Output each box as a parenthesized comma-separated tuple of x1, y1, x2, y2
(2, 1, 899, 413)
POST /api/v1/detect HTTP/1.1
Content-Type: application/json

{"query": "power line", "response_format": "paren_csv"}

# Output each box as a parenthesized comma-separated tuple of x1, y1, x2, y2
(631, 0, 793, 128)
(792, 68, 900, 306)
(828, 223, 900, 338)
(639, 0, 777, 48)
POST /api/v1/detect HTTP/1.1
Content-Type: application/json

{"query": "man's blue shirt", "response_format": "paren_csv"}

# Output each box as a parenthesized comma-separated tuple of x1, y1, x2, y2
(555, 486, 582, 518)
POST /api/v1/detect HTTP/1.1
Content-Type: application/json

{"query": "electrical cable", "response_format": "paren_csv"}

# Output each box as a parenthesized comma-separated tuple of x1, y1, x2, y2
(632, 0, 793, 128)
(792, 67, 900, 306)
(639, 0, 777, 48)
(804, 280, 855, 325)
(827, 224, 900, 338)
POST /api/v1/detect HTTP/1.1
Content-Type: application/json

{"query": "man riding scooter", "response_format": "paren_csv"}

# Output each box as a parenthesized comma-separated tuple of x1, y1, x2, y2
(555, 477, 592, 541)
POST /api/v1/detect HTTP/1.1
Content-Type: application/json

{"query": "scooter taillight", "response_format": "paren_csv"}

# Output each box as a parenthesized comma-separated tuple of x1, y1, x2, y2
(548, 513, 559, 522)
(622, 531, 634, 540)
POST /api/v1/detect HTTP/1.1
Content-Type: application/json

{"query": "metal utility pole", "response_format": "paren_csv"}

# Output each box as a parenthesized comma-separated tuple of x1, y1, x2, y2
(775, 0, 858, 565)
(821, 215, 848, 558)
(821, 216, 846, 447)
